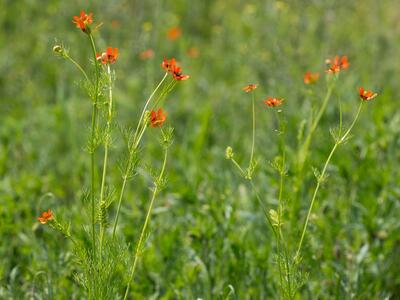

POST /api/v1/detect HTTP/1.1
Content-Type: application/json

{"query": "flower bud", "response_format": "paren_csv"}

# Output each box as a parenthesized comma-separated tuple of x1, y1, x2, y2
(225, 146, 234, 159)
(53, 45, 63, 53)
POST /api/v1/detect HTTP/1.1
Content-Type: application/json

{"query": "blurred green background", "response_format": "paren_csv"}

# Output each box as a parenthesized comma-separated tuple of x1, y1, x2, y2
(1, 0, 400, 298)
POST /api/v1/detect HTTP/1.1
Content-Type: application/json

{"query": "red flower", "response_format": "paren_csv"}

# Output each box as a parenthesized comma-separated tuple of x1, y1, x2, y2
(303, 71, 319, 84)
(96, 47, 119, 64)
(167, 26, 182, 41)
(72, 11, 93, 33)
(359, 87, 377, 101)
(326, 55, 349, 73)
(140, 49, 154, 60)
(38, 209, 53, 224)
(161, 58, 189, 80)
(242, 84, 258, 92)
(150, 108, 167, 127)
(264, 97, 283, 107)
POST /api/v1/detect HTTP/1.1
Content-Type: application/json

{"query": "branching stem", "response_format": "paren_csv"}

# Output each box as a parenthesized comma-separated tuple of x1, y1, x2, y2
(294, 101, 363, 261)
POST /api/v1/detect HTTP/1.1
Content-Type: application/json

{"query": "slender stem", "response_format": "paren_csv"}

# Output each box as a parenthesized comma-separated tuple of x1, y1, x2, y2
(249, 92, 256, 167)
(123, 147, 169, 299)
(65, 54, 90, 82)
(149, 80, 177, 112)
(229, 157, 245, 177)
(340, 101, 363, 142)
(133, 72, 169, 140)
(99, 64, 114, 259)
(112, 73, 169, 238)
(274, 111, 292, 298)
(277, 155, 285, 296)
(88, 33, 100, 260)
(294, 101, 363, 261)
(298, 83, 334, 168)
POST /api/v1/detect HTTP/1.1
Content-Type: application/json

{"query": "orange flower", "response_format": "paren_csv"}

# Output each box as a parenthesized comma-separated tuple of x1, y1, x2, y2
(139, 49, 154, 60)
(167, 26, 182, 40)
(264, 97, 283, 107)
(242, 84, 258, 92)
(72, 11, 93, 33)
(38, 209, 53, 224)
(161, 57, 176, 72)
(326, 55, 349, 73)
(171, 64, 190, 81)
(96, 47, 119, 64)
(150, 108, 167, 128)
(303, 71, 319, 84)
(161, 58, 189, 80)
(359, 87, 377, 101)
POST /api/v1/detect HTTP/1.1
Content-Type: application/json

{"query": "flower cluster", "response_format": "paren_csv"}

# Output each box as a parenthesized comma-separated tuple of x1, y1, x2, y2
(241, 84, 283, 108)
(162, 58, 190, 81)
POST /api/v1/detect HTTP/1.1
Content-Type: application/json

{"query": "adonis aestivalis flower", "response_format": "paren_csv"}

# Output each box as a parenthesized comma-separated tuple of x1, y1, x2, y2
(38, 209, 54, 224)
(161, 58, 189, 81)
(326, 55, 349, 74)
(264, 97, 283, 107)
(167, 26, 182, 41)
(72, 11, 93, 33)
(96, 47, 119, 64)
(242, 84, 258, 92)
(359, 87, 377, 101)
(150, 108, 167, 128)
(140, 49, 154, 60)
(303, 71, 319, 84)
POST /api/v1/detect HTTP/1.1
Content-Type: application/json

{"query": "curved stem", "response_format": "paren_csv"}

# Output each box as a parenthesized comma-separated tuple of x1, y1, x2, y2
(294, 101, 363, 261)
(123, 147, 169, 299)
(65, 54, 90, 83)
(99, 64, 114, 259)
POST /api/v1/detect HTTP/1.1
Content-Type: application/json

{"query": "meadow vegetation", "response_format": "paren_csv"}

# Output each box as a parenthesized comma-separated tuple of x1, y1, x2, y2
(1, 1, 399, 299)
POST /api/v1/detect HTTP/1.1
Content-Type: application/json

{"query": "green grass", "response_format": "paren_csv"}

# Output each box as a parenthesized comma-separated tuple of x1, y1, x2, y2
(1, 0, 400, 298)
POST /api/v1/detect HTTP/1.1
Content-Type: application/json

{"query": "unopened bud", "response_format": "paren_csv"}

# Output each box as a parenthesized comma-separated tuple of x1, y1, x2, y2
(225, 146, 234, 159)
(53, 45, 63, 53)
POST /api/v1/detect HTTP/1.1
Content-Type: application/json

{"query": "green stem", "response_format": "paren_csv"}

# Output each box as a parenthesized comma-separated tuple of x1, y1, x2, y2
(65, 54, 90, 82)
(99, 64, 114, 259)
(133, 72, 169, 141)
(298, 82, 335, 169)
(112, 73, 169, 238)
(249, 92, 256, 167)
(294, 101, 363, 261)
(88, 33, 100, 261)
(274, 111, 292, 298)
(123, 147, 169, 299)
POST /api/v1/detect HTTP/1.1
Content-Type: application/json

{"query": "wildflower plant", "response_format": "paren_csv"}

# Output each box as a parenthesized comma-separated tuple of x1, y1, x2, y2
(39, 10, 189, 299)
(226, 56, 377, 299)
